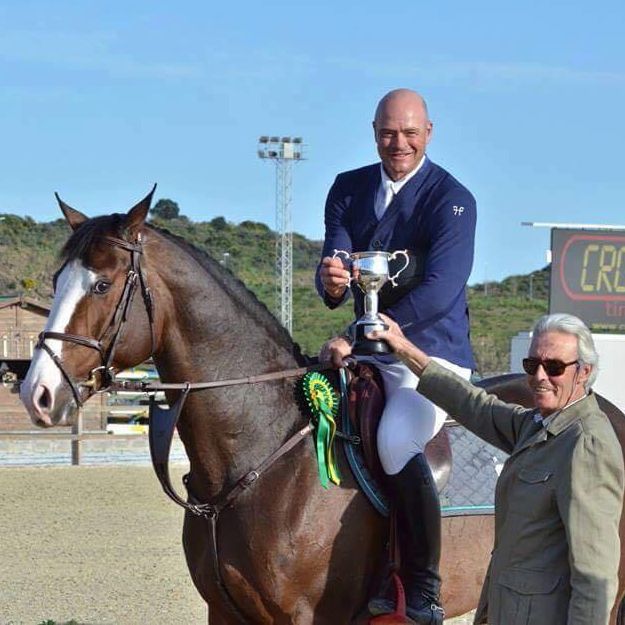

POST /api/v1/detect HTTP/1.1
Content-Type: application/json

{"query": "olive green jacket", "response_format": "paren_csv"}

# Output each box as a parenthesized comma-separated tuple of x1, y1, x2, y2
(418, 361, 624, 625)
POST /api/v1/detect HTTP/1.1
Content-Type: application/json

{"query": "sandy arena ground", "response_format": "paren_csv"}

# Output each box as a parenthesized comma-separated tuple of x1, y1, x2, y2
(0, 464, 473, 625)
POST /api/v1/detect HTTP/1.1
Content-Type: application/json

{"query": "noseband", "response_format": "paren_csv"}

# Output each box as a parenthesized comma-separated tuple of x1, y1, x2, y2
(36, 233, 155, 407)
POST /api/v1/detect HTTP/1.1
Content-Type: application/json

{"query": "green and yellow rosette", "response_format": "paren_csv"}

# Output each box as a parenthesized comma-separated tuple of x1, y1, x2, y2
(301, 372, 341, 488)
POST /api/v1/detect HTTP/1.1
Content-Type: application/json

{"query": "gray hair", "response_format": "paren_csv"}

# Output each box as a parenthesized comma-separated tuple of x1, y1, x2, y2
(531, 313, 599, 389)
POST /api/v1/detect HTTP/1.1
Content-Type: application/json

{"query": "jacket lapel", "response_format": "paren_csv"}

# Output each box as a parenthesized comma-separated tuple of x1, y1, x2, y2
(511, 418, 549, 457)
(544, 393, 597, 437)
(373, 158, 432, 241)
(355, 168, 381, 242)
(510, 394, 597, 457)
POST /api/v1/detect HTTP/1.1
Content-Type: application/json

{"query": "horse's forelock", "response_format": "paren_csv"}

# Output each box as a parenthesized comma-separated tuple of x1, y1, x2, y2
(61, 214, 126, 263)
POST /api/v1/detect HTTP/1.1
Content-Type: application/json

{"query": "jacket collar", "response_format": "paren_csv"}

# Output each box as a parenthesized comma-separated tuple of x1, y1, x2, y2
(544, 392, 598, 437)
(511, 393, 598, 457)
(374, 157, 432, 232)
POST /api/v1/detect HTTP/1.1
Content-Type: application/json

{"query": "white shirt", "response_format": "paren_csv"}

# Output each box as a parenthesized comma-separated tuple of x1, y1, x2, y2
(374, 155, 426, 220)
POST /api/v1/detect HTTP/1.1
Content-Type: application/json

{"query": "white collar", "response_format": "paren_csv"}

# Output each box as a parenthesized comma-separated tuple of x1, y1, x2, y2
(379, 154, 426, 194)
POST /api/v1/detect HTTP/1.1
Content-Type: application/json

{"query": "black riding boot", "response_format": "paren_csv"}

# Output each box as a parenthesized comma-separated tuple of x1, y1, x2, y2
(369, 453, 444, 625)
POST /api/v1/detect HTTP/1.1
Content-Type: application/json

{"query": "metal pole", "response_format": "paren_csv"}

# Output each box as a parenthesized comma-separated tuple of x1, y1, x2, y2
(274, 159, 294, 333)
(71, 410, 83, 465)
(257, 137, 305, 334)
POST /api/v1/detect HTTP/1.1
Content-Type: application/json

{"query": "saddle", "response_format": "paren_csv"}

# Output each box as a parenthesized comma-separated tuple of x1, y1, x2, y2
(344, 362, 452, 496)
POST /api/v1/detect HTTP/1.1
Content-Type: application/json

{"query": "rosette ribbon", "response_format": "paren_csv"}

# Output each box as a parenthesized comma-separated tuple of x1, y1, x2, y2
(301, 372, 341, 488)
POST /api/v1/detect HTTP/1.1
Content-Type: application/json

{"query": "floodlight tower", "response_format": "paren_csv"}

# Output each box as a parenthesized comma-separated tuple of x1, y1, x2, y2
(257, 136, 305, 333)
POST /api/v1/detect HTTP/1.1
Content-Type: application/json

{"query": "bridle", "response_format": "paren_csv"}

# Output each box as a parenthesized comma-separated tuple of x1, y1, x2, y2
(36, 233, 155, 407)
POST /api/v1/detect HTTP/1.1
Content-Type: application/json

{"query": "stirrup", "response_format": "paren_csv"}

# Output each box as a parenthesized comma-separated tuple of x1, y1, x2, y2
(368, 572, 408, 619)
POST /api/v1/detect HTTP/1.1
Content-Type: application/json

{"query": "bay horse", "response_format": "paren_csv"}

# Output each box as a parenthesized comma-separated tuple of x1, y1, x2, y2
(17, 190, 625, 624)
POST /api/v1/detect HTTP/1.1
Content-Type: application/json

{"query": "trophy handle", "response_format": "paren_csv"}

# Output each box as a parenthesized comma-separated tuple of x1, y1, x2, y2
(332, 249, 351, 262)
(332, 249, 353, 286)
(388, 250, 410, 287)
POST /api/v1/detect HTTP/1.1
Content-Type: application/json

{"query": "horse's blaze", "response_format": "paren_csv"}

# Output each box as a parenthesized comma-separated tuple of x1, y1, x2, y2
(20, 260, 96, 425)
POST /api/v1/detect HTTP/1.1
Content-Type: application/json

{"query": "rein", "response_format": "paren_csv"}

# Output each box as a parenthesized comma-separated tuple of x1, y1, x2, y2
(107, 364, 324, 393)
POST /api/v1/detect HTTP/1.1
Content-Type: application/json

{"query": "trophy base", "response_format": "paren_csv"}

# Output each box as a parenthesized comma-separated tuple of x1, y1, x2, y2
(352, 321, 391, 356)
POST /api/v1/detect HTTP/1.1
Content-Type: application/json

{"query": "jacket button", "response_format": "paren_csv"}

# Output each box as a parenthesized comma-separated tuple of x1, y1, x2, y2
(372, 240, 382, 249)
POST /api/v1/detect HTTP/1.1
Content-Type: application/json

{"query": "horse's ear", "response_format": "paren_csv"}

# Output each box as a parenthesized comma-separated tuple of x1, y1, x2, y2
(125, 183, 157, 238)
(55, 193, 88, 231)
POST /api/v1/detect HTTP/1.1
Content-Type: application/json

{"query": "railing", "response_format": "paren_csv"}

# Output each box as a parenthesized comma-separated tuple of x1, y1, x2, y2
(0, 410, 111, 465)
(0, 333, 39, 359)
(0, 364, 164, 465)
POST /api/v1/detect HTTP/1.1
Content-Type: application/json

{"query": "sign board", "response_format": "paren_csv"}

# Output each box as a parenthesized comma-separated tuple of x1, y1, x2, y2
(550, 229, 625, 332)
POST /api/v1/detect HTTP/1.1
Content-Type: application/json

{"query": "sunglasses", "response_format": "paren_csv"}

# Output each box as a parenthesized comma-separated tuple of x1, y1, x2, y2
(522, 358, 579, 377)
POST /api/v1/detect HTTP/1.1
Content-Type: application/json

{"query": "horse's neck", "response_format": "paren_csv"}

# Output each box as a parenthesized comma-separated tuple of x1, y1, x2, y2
(150, 231, 299, 377)
(147, 231, 304, 498)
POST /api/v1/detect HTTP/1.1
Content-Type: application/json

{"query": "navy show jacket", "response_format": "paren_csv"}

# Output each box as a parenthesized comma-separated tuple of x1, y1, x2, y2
(315, 157, 477, 369)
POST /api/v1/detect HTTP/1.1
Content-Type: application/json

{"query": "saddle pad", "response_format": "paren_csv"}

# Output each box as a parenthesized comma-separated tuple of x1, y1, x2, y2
(340, 367, 451, 516)
(343, 418, 504, 518)
(339, 367, 503, 518)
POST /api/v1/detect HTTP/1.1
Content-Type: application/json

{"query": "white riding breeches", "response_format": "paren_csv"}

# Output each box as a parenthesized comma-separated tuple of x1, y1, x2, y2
(362, 357, 471, 476)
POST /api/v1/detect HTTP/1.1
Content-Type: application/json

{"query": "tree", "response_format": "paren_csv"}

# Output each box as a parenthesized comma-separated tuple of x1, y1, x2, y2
(210, 216, 228, 231)
(150, 199, 180, 220)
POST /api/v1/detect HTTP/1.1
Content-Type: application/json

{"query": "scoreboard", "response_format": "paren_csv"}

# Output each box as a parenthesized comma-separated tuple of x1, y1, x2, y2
(550, 229, 625, 332)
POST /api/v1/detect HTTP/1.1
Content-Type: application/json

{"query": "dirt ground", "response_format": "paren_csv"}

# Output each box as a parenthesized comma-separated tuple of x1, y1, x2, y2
(0, 464, 473, 625)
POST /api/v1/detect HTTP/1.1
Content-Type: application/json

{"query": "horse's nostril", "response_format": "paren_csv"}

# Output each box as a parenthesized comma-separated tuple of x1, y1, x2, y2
(36, 385, 52, 411)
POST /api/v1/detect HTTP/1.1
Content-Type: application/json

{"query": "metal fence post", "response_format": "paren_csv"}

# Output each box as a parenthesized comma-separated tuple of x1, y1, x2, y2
(71, 410, 83, 465)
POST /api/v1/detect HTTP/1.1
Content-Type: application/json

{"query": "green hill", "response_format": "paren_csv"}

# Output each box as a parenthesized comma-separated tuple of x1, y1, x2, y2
(0, 210, 548, 375)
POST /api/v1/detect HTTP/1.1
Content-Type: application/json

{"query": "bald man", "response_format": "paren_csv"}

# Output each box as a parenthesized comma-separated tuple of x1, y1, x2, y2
(315, 89, 477, 623)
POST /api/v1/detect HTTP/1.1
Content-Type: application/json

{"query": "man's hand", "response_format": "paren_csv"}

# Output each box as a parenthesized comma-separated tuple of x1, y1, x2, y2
(366, 315, 406, 351)
(319, 336, 353, 369)
(319, 256, 350, 301)
(368, 314, 431, 375)
(367, 314, 414, 357)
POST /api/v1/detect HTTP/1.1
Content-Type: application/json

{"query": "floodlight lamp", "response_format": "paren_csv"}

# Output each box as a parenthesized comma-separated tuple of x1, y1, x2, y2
(281, 136, 291, 143)
(259, 136, 269, 143)
(293, 137, 303, 143)
(270, 136, 280, 143)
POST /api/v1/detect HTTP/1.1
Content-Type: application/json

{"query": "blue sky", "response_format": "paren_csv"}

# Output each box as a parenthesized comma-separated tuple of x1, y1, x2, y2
(2, 0, 624, 284)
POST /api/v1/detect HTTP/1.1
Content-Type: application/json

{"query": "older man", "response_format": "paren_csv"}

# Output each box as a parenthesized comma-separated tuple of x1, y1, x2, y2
(316, 88, 476, 622)
(324, 313, 624, 625)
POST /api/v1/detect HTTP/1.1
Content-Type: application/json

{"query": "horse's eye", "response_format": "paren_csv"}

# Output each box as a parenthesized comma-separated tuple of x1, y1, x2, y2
(93, 280, 111, 295)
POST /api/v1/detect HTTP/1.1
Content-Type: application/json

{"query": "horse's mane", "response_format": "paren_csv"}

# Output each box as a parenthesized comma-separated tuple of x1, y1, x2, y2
(61, 215, 308, 366)
(154, 226, 307, 364)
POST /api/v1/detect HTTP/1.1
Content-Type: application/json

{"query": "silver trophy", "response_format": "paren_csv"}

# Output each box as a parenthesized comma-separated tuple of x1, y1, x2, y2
(333, 249, 410, 355)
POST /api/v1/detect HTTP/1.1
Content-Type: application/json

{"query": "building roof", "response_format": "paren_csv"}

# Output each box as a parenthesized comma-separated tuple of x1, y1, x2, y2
(0, 295, 51, 315)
